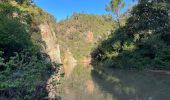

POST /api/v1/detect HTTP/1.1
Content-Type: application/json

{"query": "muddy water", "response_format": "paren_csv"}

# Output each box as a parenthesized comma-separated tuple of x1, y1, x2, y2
(58, 64, 170, 100)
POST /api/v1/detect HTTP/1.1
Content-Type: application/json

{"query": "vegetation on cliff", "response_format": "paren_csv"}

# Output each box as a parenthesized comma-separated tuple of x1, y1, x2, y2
(0, 1, 60, 99)
(56, 13, 115, 60)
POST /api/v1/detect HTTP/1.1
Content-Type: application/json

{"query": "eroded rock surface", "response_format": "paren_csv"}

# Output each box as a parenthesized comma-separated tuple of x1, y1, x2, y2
(39, 22, 62, 99)
(39, 23, 61, 63)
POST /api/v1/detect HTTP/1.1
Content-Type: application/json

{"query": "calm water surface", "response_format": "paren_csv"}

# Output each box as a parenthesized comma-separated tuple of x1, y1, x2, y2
(58, 64, 170, 100)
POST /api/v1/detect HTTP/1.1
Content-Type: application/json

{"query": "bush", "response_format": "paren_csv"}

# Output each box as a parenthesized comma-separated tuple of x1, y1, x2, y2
(0, 49, 54, 99)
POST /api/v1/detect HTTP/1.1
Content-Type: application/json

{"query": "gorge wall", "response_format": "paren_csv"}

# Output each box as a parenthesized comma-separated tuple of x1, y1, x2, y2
(39, 22, 62, 64)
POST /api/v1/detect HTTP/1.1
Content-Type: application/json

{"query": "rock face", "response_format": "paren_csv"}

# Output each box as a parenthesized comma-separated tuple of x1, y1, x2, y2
(39, 22, 77, 98)
(86, 31, 94, 43)
(63, 49, 77, 77)
(39, 22, 62, 99)
(39, 23, 61, 63)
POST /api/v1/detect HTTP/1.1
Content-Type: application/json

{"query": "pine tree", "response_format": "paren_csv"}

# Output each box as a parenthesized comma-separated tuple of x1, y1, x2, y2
(106, 0, 125, 27)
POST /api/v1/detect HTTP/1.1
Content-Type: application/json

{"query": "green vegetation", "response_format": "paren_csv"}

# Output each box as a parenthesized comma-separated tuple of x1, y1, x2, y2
(106, 0, 125, 27)
(91, 0, 170, 70)
(0, 1, 115, 99)
(56, 13, 114, 60)
(0, 1, 60, 99)
(1, 0, 170, 99)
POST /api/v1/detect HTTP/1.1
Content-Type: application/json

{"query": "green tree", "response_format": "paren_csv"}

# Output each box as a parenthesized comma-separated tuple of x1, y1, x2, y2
(106, 0, 125, 27)
(15, 0, 33, 5)
(92, 0, 170, 70)
(0, 0, 33, 4)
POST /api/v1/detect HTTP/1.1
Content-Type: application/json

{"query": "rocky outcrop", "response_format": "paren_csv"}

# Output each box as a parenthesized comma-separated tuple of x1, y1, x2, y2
(46, 69, 61, 100)
(39, 22, 62, 99)
(39, 23, 61, 63)
(86, 31, 94, 43)
(39, 22, 78, 99)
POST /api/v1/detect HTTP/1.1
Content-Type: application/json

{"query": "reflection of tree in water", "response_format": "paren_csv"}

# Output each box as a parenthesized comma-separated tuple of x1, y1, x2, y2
(91, 69, 170, 100)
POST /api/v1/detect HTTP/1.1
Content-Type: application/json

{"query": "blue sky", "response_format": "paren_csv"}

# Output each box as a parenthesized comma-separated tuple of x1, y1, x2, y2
(34, 0, 134, 21)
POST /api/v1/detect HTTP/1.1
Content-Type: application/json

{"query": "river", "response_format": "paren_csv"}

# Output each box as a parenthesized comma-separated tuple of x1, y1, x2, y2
(58, 64, 170, 100)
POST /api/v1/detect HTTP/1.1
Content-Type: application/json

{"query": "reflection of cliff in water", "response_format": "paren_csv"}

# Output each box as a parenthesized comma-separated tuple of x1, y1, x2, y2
(91, 69, 170, 100)
(59, 65, 114, 100)
(63, 49, 77, 77)
(58, 62, 170, 100)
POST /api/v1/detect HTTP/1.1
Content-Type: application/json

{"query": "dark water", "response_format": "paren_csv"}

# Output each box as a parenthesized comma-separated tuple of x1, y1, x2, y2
(58, 65, 170, 100)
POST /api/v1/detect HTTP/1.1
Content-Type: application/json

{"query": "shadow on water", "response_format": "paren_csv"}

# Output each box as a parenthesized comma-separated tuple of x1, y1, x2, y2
(91, 68, 170, 100)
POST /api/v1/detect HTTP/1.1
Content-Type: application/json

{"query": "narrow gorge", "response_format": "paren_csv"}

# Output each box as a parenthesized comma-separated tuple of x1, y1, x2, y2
(0, 0, 170, 100)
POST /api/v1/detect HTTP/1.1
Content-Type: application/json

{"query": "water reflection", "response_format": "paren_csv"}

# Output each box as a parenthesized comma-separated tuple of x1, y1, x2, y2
(91, 69, 170, 100)
(59, 65, 170, 100)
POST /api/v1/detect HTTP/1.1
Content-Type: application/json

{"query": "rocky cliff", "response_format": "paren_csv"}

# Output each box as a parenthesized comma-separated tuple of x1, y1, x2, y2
(39, 22, 61, 64)
(38, 22, 62, 99)
(39, 22, 78, 99)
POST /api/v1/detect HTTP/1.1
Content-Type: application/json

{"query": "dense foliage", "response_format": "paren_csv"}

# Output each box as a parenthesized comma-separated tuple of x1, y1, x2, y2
(0, 3, 33, 57)
(91, 0, 170, 70)
(0, 2, 59, 99)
